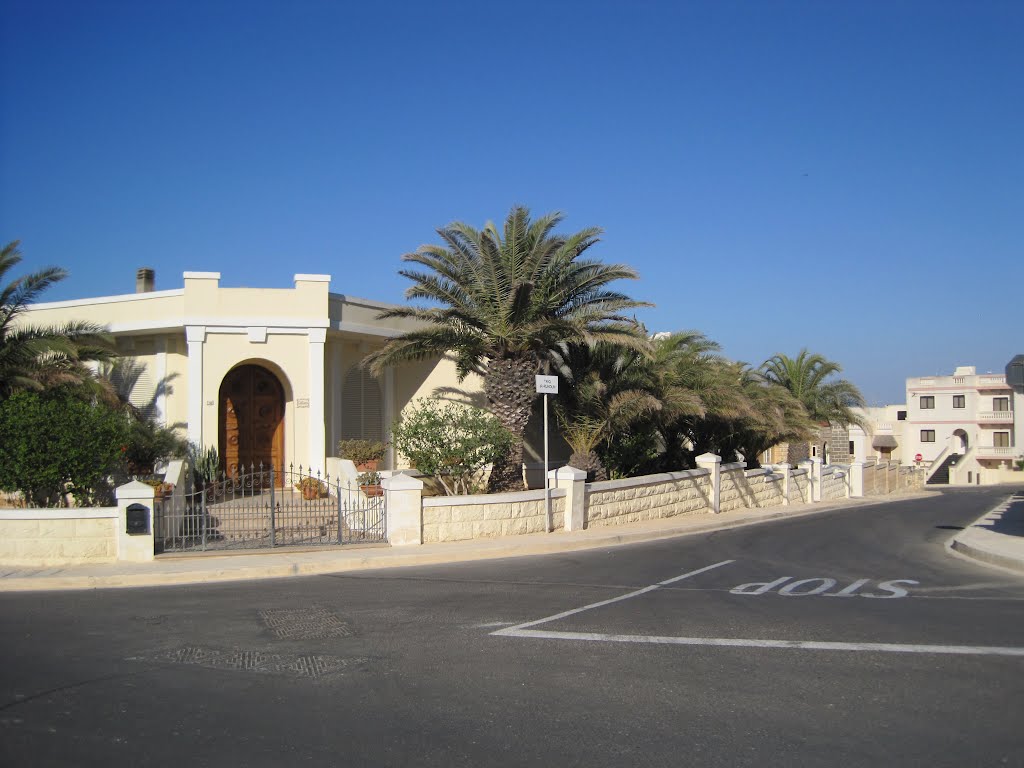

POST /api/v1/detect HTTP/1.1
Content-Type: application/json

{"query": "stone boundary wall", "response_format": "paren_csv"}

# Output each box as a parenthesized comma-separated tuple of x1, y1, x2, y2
(422, 488, 566, 543)
(792, 469, 809, 502)
(821, 467, 847, 500)
(860, 460, 923, 496)
(0, 508, 118, 566)
(720, 466, 784, 512)
(585, 469, 712, 527)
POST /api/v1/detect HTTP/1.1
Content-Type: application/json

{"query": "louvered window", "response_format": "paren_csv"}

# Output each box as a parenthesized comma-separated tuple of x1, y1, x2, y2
(110, 359, 157, 422)
(340, 365, 383, 441)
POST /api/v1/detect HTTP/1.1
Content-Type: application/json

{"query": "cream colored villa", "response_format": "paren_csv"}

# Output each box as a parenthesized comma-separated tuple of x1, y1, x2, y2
(23, 269, 482, 477)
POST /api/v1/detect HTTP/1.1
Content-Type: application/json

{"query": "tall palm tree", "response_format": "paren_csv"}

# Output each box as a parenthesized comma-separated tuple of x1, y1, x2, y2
(365, 206, 649, 491)
(0, 240, 116, 400)
(760, 349, 866, 429)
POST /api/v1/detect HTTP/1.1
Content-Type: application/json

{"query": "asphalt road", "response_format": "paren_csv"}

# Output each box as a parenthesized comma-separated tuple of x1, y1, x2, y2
(2, 486, 1023, 767)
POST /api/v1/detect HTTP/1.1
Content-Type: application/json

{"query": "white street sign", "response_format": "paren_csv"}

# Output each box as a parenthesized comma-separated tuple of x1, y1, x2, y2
(535, 375, 558, 394)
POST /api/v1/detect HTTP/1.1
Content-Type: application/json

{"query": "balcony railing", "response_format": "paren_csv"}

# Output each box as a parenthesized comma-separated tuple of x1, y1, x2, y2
(978, 410, 1014, 423)
(976, 446, 1016, 458)
(977, 375, 1008, 388)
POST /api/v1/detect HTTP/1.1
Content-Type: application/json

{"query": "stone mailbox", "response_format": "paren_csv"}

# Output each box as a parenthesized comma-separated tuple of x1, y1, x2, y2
(116, 480, 156, 562)
(126, 503, 150, 535)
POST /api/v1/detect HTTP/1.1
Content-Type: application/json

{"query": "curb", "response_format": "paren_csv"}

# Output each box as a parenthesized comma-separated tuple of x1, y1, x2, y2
(949, 537, 1024, 574)
(946, 492, 1024, 575)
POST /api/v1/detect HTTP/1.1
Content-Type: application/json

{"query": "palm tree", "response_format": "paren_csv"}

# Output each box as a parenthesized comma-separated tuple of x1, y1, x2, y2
(694, 362, 814, 467)
(760, 349, 866, 428)
(550, 340, 661, 480)
(0, 240, 116, 400)
(365, 206, 649, 491)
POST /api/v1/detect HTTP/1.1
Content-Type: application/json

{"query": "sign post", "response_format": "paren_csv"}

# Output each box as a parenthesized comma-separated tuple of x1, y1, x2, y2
(535, 375, 559, 531)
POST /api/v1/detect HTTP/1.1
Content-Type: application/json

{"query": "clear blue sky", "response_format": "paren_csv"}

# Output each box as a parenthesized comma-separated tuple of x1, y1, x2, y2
(2, 0, 1021, 405)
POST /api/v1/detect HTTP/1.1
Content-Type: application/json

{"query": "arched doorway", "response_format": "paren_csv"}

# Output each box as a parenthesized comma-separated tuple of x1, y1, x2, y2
(219, 364, 285, 478)
(952, 429, 969, 454)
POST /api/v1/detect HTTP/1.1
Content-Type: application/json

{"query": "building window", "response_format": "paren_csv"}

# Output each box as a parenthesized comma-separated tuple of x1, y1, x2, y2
(849, 440, 855, 456)
(897, 410, 907, 421)
(994, 432, 1010, 448)
(953, 395, 965, 409)
(340, 365, 383, 442)
(921, 430, 936, 442)
(994, 397, 1009, 412)
(920, 396, 935, 409)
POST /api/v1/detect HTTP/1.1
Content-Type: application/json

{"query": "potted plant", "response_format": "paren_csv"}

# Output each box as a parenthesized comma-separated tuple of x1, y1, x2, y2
(358, 470, 383, 497)
(338, 439, 386, 471)
(143, 479, 175, 499)
(295, 476, 328, 501)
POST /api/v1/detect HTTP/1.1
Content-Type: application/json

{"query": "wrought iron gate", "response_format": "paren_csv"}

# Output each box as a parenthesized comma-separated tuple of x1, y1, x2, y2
(154, 464, 387, 553)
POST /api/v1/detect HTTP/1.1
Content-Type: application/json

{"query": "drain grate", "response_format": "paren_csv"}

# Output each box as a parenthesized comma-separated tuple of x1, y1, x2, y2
(155, 647, 365, 679)
(258, 605, 353, 640)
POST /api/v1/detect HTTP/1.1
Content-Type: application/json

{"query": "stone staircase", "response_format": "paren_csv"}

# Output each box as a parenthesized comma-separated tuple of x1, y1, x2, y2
(926, 453, 962, 485)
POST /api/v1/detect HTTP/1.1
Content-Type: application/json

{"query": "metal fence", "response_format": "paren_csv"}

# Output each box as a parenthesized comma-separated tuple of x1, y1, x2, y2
(154, 464, 386, 553)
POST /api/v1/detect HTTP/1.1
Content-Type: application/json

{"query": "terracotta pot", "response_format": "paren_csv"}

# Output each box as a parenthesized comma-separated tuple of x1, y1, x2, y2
(355, 460, 380, 472)
(360, 484, 383, 498)
(302, 487, 320, 501)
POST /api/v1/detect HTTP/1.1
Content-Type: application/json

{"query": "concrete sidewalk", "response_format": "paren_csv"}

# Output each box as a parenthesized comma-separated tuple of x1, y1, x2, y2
(0, 493, 939, 592)
(949, 490, 1024, 574)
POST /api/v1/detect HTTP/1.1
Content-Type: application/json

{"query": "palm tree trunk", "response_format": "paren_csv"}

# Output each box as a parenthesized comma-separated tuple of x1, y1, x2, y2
(484, 356, 536, 492)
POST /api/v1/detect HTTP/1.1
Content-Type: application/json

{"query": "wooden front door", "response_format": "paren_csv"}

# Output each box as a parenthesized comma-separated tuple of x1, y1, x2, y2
(219, 365, 284, 479)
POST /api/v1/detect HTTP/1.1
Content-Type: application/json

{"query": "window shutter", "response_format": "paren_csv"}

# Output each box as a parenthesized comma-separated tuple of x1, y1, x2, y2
(341, 365, 383, 441)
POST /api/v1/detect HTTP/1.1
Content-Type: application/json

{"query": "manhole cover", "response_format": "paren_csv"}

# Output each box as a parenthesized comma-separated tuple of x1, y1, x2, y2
(259, 605, 353, 640)
(151, 647, 365, 679)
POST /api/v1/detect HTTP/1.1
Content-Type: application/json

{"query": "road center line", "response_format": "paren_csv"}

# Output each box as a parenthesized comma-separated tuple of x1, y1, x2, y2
(498, 629, 1024, 657)
(491, 560, 736, 635)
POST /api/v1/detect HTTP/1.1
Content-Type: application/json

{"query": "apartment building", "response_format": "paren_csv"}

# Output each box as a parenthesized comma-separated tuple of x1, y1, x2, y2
(904, 365, 1022, 483)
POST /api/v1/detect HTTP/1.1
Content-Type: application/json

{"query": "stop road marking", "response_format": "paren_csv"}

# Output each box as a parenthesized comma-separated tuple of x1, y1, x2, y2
(730, 577, 919, 598)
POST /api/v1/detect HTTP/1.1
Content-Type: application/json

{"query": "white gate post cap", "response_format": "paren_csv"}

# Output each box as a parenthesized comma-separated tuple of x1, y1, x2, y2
(695, 453, 721, 465)
(556, 466, 588, 481)
(382, 474, 423, 491)
(116, 480, 157, 500)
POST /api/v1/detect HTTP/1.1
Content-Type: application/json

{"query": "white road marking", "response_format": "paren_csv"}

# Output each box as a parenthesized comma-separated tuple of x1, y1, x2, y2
(490, 559, 1024, 657)
(491, 560, 736, 635)
(495, 629, 1024, 657)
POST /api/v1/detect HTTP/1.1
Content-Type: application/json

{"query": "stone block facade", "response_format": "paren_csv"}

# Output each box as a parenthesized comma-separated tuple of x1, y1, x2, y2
(0, 511, 118, 566)
(584, 470, 711, 527)
(422, 490, 565, 543)
(720, 467, 785, 512)
(821, 468, 847, 500)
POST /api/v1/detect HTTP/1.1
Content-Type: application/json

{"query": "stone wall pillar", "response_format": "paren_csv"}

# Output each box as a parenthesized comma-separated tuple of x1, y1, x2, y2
(777, 463, 791, 506)
(116, 481, 156, 562)
(810, 457, 823, 502)
(696, 453, 722, 513)
(383, 473, 423, 546)
(849, 461, 864, 498)
(555, 466, 588, 531)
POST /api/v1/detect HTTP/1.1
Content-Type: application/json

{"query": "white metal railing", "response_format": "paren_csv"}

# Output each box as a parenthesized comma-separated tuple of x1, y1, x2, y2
(977, 410, 1014, 423)
(874, 422, 894, 433)
(976, 446, 1015, 458)
(977, 375, 1008, 387)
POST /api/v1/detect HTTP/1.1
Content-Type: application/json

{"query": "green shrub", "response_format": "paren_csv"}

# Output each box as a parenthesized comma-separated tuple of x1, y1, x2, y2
(123, 418, 189, 475)
(0, 389, 130, 507)
(391, 399, 513, 495)
(337, 438, 386, 466)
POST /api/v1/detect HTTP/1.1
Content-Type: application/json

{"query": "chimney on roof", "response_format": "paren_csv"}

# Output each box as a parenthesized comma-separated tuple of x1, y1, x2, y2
(136, 268, 155, 293)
